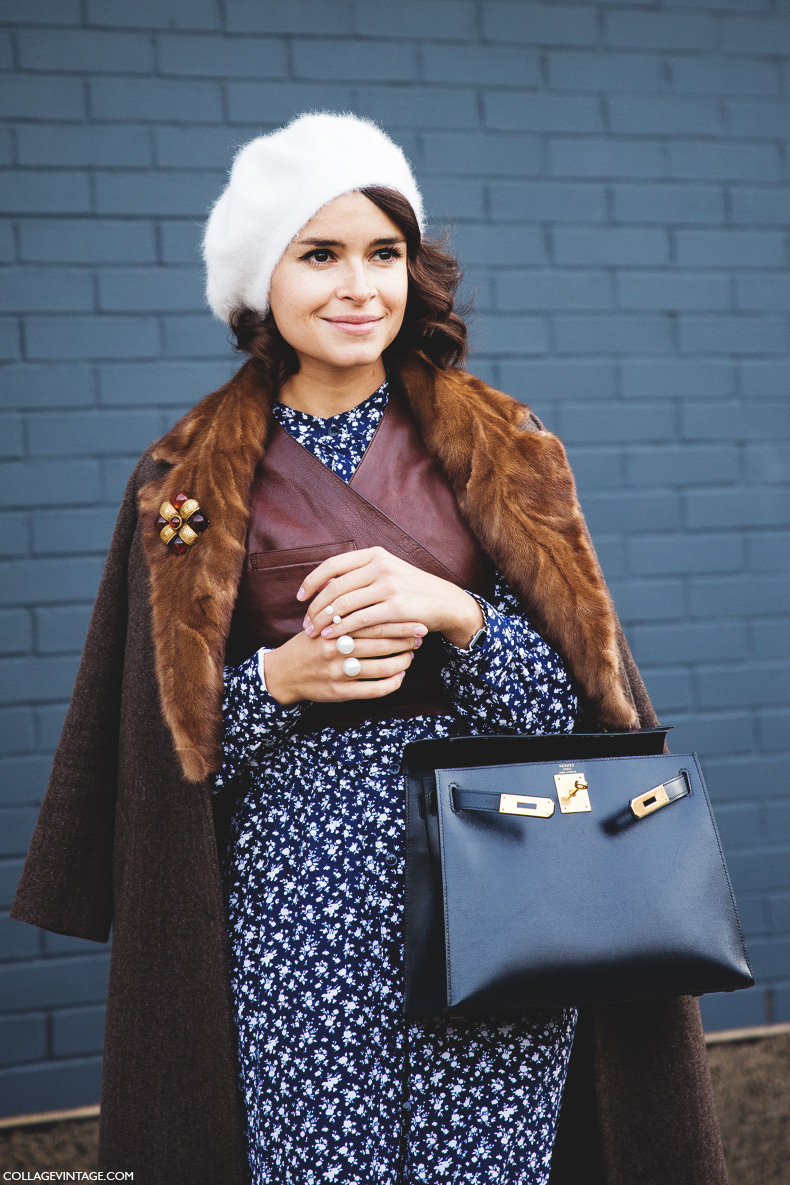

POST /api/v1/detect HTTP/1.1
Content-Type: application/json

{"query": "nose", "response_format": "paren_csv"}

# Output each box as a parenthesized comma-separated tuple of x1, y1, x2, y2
(336, 258, 376, 303)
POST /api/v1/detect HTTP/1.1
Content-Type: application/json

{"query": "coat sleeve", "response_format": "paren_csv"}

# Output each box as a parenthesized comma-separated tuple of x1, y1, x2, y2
(9, 458, 146, 943)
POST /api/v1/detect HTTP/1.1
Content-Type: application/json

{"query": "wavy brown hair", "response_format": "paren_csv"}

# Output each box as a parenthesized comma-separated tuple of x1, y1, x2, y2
(229, 186, 470, 384)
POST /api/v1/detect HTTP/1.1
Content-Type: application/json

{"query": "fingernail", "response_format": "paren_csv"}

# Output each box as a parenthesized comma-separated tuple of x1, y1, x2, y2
(399, 670, 406, 681)
(304, 622, 315, 636)
(296, 588, 305, 601)
(415, 625, 428, 636)
(302, 617, 309, 629)
(413, 638, 422, 649)
(321, 626, 332, 637)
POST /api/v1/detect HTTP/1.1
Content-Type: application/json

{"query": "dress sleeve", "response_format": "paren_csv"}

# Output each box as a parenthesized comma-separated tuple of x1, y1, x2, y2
(211, 648, 308, 792)
(439, 573, 579, 735)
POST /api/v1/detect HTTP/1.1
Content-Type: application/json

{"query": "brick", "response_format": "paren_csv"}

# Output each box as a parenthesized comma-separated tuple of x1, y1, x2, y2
(0, 416, 23, 460)
(34, 606, 91, 656)
(19, 219, 157, 266)
(0, 860, 24, 910)
(726, 99, 790, 139)
(0, 0, 80, 22)
(668, 712, 755, 757)
(24, 316, 160, 361)
(356, 85, 479, 130)
(0, 321, 21, 361)
(612, 184, 724, 225)
(689, 576, 790, 618)
(0, 913, 40, 962)
(483, 4, 598, 47)
(628, 532, 744, 577)
(158, 220, 207, 263)
(629, 442, 741, 487)
(0, 172, 91, 215)
(420, 179, 484, 221)
(470, 314, 547, 357)
(727, 894, 768, 939)
(293, 38, 415, 82)
(722, 16, 790, 55)
(97, 267, 204, 314)
(0, 268, 93, 314)
(741, 362, 790, 399)
(740, 937, 790, 980)
(747, 532, 790, 572)
(0, 1014, 46, 1068)
(687, 488, 790, 531)
(607, 96, 719, 136)
(485, 91, 602, 134)
(422, 44, 540, 87)
(0, 709, 35, 756)
(553, 228, 668, 266)
(548, 137, 662, 179)
(421, 132, 542, 178)
(42, 931, 107, 956)
(615, 273, 729, 312)
(86, 0, 220, 28)
(680, 316, 787, 356)
(225, 0, 354, 35)
(0, 953, 110, 1013)
(630, 621, 749, 666)
(0, 515, 29, 560)
(703, 755, 790, 803)
(671, 56, 779, 99)
(751, 620, 790, 662)
(548, 51, 662, 93)
(97, 360, 235, 405)
(0, 610, 32, 657)
(451, 224, 545, 267)
(606, 577, 685, 622)
(498, 360, 615, 403)
(35, 705, 67, 752)
(638, 667, 694, 713)
(563, 401, 675, 445)
(356, 1, 477, 40)
(1, 365, 96, 410)
(489, 181, 606, 223)
(731, 188, 790, 228)
(17, 123, 151, 169)
(554, 315, 672, 356)
(162, 315, 233, 359)
(89, 77, 222, 123)
(0, 753, 60, 804)
(101, 457, 143, 503)
(0, 557, 102, 608)
(668, 140, 780, 184)
(605, 10, 713, 51)
(737, 275, 790, 312)
(496, 271, 612, 312)
(0, 219, 14, 261)
(767, 893, 790, 933)
(226, 82, 354, 125)
(28, 409, 161, 458)
(699, 990, 765, 1034)
(581, 494, 682, 536)
(0, 460, 100, 511)
(95, 169, 221, 217)
(682, 400, 790, 442)
(0, 1057, 103, 1119)
(153, 125, 260, 170)
(32, 509, 114, 558)
(0, 75, 85, 121)
(0, 808, 36, 857)
(157, 32, 286, 77)
(564, 447, 624, 492)
(0, 126, 12, 167)
(17, 28, 154, 73)
(746, 444, 790, 484)
(590, 537, 627, 580)
(51, 1004, 105, 1058)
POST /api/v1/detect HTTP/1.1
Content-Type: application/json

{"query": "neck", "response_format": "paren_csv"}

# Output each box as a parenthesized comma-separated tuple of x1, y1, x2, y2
(277, 356, 387, 417)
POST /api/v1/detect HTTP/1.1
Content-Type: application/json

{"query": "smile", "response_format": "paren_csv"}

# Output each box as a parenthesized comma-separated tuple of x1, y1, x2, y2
(324, 318, 382, 335)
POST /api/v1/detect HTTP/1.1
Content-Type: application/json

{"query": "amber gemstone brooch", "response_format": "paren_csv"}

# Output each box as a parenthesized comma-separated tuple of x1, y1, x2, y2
(157, 492, 209, 554)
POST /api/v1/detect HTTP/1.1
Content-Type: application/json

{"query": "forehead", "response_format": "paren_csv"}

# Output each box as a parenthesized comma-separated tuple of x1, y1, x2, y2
(294, 191, 403, 242)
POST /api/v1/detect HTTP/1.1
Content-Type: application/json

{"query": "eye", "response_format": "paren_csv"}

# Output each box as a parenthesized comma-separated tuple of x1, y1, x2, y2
(374, 247, 403, 262)
(302, 249, 336, 266)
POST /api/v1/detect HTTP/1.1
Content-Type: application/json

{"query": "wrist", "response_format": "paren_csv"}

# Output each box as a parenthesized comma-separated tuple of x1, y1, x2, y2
(262, 647, 299, 707)
(441, 590, 485, 649)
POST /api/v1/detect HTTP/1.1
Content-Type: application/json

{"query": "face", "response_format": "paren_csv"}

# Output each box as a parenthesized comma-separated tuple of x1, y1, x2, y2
(268, 191, 409, 375)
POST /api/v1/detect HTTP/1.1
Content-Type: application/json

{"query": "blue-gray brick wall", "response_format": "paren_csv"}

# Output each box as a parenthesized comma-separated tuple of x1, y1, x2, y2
(1, 0, 789, 1118)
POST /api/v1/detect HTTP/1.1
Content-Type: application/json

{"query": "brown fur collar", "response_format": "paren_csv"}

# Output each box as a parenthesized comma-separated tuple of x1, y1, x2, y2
(138, 352, 638, 783)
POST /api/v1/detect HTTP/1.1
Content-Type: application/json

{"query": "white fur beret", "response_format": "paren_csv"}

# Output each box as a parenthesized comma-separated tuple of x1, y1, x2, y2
(202, 111, 425, 323)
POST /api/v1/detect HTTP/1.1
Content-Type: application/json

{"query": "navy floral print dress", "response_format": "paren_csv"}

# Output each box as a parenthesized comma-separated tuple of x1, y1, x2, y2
(214, 377, 580, 1185)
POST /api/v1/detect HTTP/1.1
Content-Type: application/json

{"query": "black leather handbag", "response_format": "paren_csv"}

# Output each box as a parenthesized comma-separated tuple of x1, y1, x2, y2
(402, 728, 754, 1018)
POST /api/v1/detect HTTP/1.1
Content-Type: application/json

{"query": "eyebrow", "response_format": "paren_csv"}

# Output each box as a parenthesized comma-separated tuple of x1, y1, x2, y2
(295, 236, 406, 248)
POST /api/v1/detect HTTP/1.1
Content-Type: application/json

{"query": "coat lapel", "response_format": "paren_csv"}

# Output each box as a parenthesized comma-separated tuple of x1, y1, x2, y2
(138, 352, 637, 783)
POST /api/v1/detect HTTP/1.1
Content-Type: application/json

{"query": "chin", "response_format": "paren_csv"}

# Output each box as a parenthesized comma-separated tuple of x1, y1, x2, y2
(319, 337, 390, 370)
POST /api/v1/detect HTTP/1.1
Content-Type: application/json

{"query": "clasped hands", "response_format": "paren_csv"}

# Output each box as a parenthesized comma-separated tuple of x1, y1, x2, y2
(262, 546, 484, 707)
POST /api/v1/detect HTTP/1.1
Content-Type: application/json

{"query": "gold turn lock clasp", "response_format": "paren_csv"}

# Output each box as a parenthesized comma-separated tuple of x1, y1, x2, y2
(554, 771, 592, 814)
(630, 783, 671, 819)
(499, 794, 555, 818)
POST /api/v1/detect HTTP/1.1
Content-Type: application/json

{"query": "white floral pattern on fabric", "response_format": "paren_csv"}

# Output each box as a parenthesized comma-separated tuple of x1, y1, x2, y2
(215, 376, 580, 1184)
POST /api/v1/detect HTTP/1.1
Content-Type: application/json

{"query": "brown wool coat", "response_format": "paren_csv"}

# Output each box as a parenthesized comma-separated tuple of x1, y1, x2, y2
(11, 353, 728, 1185)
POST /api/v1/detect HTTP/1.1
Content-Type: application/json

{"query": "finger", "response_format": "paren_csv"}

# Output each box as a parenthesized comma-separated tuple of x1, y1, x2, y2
(304, 565, 379, 632)
(319, 602, 412, 640)
(346, 621, 428, 641)
(338, 636, 419, 659)
(344, 651, 414, 681)
(331, 670, 409, 701)
(297, 547, 386, 604)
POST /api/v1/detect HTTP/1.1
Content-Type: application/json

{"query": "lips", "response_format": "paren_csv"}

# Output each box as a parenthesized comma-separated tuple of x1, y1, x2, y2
(324, 316, 382, 334)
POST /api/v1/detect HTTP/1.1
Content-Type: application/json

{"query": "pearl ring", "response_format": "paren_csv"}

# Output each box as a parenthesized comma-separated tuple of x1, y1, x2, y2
(336, 635, 355, 656)
(342, 657, 361, 678)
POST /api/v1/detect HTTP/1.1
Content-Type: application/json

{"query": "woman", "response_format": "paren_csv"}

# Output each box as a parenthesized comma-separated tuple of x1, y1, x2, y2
(11, 114, 728, 1185)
